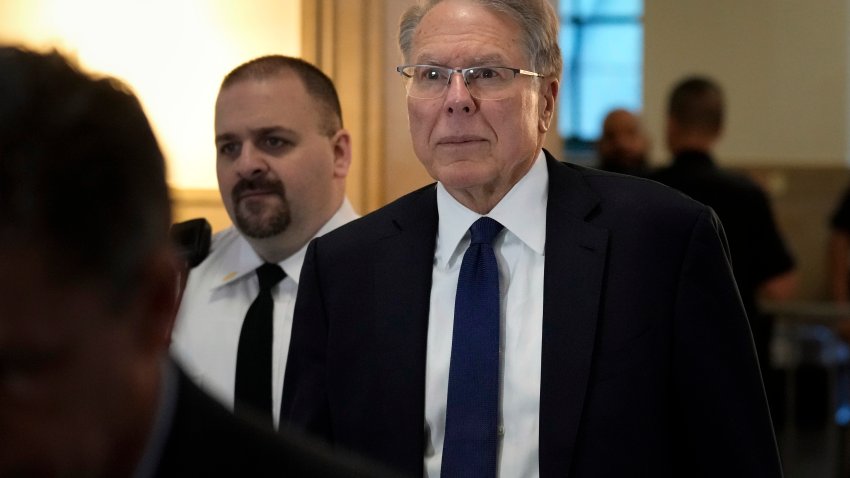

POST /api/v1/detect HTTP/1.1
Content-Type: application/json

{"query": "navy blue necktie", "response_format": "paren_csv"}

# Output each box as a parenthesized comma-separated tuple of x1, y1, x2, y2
(442, 217, 504, 478)
(234, 262, 285, 426)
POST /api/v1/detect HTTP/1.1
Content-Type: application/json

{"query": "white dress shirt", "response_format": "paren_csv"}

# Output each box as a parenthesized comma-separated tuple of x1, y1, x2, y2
(424, 151, 548, 478)
(170, 198, 358, 427)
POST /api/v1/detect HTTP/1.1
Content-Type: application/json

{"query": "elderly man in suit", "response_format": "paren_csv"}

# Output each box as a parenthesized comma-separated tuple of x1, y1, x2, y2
(282, 1, 782, 476)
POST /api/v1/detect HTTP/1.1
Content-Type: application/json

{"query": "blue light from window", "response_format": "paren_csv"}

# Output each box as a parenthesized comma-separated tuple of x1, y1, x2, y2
(559, 0, 643, 148)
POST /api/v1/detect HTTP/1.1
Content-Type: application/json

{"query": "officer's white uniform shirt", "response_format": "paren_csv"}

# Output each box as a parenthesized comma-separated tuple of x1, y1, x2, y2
(170, 198, 358, 427)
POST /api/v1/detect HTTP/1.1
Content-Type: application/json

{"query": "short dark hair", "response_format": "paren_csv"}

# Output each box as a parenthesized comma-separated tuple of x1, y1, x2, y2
(0, 46, 171, 299)
(667, 76, 725, 134)
(221, 55, 343, 135)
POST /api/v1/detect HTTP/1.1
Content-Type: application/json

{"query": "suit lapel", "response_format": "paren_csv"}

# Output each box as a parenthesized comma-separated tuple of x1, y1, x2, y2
(539, 154, 609, 476)
(370, 185, 438, 471)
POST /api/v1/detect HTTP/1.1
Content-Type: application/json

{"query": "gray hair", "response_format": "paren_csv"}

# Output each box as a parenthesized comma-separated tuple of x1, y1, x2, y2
(398, 0, 562, 79)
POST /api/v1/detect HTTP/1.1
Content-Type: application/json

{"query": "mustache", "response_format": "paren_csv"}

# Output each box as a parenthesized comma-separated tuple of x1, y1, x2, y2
(231, 177, 286, 201)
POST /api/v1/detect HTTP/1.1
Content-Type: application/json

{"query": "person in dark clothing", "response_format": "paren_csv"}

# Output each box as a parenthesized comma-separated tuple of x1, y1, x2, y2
(651, 76, 797, 379)
(596, 108, 651, 176)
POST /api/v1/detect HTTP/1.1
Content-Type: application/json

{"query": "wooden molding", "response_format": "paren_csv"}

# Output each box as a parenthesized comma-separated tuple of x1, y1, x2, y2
(301, 0, 385, 214)
(170, 188, 231, 232)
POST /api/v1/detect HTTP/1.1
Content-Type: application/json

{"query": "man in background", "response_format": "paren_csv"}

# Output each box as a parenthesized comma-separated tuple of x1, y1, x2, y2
(0, 46, 385, 477)
(170, 55, 358, 428)
(651, 75, 797, 381)
(596, 107, 650, 175)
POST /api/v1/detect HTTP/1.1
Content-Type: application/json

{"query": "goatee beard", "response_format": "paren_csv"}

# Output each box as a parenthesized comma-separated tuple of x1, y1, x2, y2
(231, 177, 291, 239)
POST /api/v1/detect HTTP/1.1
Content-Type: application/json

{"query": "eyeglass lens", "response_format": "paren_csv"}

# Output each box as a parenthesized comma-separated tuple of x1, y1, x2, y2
(401, 66, 521, 100)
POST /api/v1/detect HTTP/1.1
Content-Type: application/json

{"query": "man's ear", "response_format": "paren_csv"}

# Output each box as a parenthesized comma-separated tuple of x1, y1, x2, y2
(331, 129, 353, 178)
(539, 78, 559, 133)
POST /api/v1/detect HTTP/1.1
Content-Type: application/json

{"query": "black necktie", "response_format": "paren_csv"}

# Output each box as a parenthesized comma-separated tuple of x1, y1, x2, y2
(442, 217, 504, 478)
(234, 262, 285, 426)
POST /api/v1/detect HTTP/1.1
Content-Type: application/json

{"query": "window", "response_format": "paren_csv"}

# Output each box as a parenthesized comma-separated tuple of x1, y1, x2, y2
(559, 0, 643, 163)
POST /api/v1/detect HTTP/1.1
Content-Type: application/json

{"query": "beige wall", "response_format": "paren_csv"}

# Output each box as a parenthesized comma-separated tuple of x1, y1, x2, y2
(0, 0, 303, 192)
(644, 0, 850, 167)
(303, 0, 393, 214)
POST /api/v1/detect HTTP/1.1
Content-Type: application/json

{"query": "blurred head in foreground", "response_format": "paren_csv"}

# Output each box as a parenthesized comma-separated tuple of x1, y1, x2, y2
(0, 46, 177, 476)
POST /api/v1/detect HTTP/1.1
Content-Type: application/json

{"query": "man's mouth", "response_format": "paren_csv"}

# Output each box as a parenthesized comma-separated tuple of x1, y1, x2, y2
(237, 189, 279, 200)
(438, 135, 486, 146)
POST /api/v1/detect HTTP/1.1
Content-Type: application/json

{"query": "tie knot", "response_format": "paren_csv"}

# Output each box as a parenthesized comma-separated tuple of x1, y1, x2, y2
(256, 263, 286, 291)
(469, 217, 504, 245)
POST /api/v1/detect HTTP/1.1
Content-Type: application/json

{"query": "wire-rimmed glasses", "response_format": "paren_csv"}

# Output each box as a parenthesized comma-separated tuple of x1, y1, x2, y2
(396, 64, 544, 100)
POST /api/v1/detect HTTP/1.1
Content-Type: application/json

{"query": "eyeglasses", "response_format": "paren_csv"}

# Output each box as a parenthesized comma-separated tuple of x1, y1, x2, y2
(396, 65, 544, 100)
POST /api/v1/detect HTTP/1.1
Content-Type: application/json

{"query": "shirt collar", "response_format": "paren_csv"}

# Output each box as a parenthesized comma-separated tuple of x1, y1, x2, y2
(435, 150, 548, 268)
(279, 197, 358, 286)
(209, 232, 264, 288)
(211, 197, 359, 289)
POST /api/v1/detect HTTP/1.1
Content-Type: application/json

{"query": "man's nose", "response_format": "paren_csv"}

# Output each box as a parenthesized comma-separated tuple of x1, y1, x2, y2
(445, 71, 477, 114)
(235, 144, 269, 178)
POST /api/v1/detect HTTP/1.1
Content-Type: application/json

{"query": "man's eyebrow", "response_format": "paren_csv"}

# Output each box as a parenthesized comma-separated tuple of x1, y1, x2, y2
(254, 126, 296, 137)
(215, 126, 297, 144)
(413, 54, 508, 67)
(215, 132, 238, 144)
(469, 54, 507, 66)
(413, 55, 441, 66)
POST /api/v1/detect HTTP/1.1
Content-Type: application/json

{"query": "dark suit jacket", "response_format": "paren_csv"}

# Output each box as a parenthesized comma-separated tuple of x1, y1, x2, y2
(282, 151, 782, 477)
(155, 366, 393, 477)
